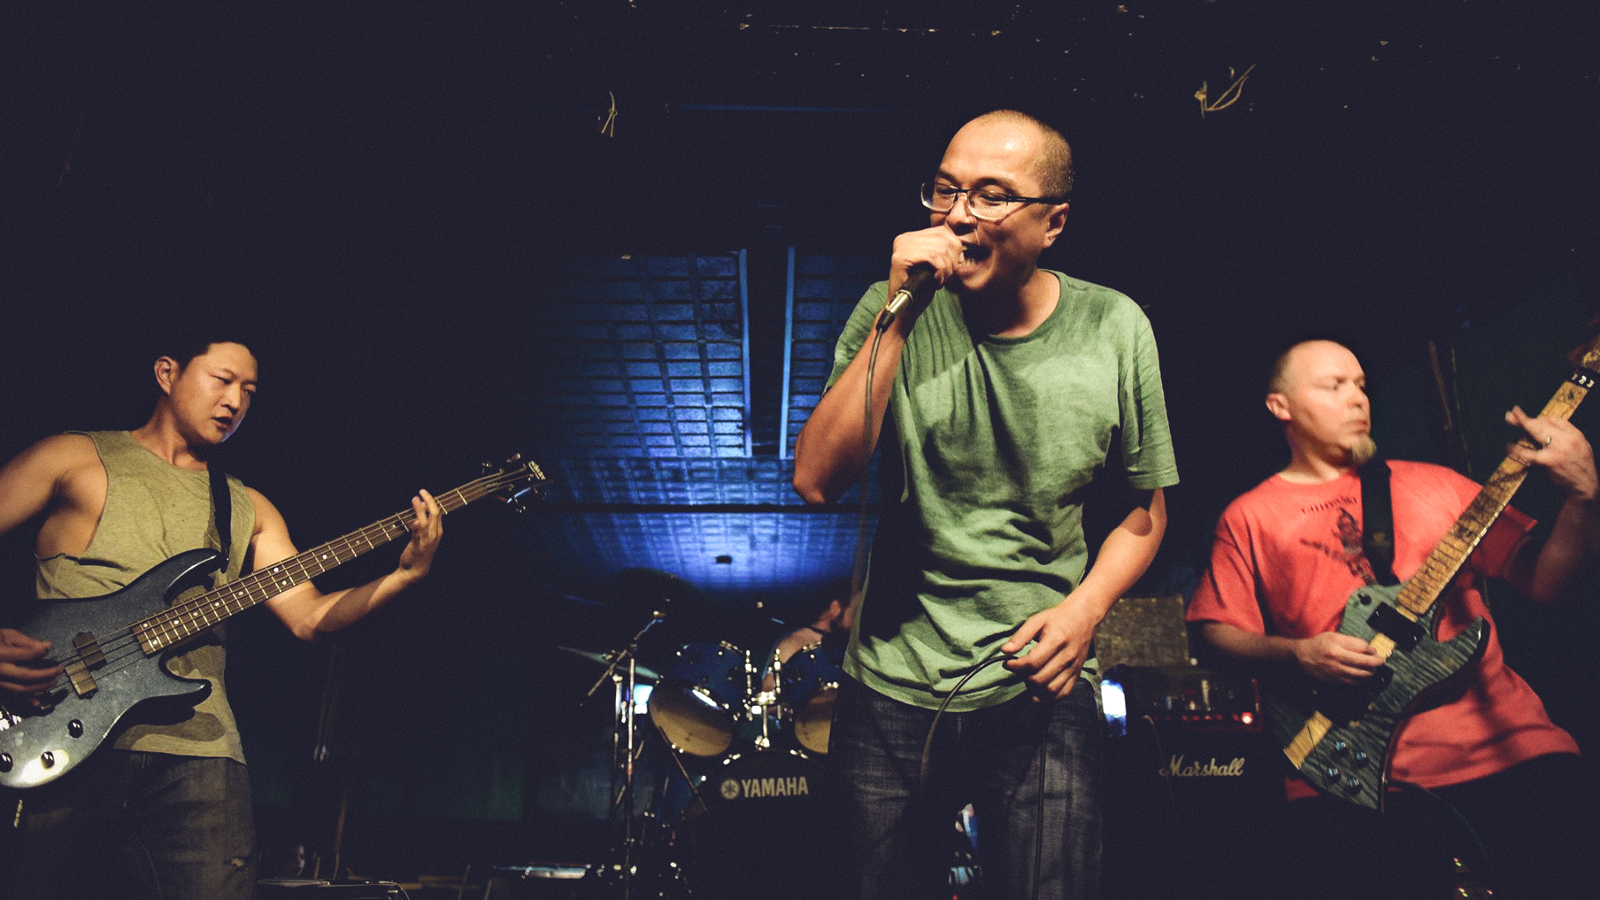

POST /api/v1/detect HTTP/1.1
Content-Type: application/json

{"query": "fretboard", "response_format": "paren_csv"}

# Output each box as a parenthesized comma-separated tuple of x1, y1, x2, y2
(133, 474, 501, 654)
(1393, 363, 1597, 620)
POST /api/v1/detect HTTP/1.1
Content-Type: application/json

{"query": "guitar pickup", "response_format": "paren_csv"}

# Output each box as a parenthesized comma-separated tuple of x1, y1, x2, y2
(1365, 603, 1424, 651)
(64, 633, 105, 698)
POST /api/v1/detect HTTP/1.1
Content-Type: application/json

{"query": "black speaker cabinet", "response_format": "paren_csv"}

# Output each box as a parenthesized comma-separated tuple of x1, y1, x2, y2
(1103, 720, 1283, 900)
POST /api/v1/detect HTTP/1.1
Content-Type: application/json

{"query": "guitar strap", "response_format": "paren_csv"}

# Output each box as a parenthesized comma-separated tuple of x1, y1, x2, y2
(1358, 459, 1400, 586)
(209, 463, 233, 566)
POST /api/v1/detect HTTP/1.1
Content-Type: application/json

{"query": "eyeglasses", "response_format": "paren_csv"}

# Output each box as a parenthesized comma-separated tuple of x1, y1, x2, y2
(921, 182, 1068, 222)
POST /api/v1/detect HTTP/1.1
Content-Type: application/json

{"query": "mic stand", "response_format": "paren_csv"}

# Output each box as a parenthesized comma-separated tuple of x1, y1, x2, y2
(585, 612, 662, 700)
(592, 612, 663, 900)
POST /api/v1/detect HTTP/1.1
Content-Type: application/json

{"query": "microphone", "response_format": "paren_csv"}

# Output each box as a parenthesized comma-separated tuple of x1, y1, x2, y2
(877, 263, 938, 332)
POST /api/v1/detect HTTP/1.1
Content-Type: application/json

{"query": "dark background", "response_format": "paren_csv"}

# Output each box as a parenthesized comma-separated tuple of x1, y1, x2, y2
(3, 0, 1597, 885)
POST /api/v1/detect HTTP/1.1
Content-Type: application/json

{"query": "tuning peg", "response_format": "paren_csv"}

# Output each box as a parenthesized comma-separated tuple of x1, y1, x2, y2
(477, 452, 548, 512)
(483, 452, 519, 474)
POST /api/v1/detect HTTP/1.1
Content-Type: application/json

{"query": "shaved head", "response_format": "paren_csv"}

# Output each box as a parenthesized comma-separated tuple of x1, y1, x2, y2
(965, 110, 1074, 198)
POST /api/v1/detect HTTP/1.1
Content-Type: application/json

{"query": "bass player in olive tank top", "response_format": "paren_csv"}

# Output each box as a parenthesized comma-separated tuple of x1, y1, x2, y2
(0, 337, 443, 900)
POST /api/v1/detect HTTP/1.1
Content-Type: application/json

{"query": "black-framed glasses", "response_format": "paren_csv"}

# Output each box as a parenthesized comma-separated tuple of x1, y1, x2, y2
(921, 181, 1068, 222)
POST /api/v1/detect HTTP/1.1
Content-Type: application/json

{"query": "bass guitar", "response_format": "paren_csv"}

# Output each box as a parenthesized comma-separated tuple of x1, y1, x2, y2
(1266, 336, 1600, 810)
(0, 454, 546, 789)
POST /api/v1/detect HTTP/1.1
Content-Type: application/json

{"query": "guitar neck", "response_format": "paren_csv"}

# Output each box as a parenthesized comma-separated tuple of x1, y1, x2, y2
(1394, 363, 1597, 619)
(134, 478, 491, 654)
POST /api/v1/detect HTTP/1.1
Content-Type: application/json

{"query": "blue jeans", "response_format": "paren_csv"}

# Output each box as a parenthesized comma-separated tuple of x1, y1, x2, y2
(4, 751, 257, 900)
(831, 675, 1103, 900)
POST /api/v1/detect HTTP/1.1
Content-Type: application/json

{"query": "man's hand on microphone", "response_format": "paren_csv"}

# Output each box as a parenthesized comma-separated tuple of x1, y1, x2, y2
(884, 227, 965, 325)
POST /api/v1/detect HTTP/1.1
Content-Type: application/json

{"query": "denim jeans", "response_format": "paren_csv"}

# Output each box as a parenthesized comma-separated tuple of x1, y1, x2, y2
(831, 675, 1103, 900)
(4, 750, 258, 900)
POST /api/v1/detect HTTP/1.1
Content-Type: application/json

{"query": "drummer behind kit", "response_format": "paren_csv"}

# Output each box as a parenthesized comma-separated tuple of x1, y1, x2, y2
(648, 638, 845, 900)
(549, 568, 850, 900)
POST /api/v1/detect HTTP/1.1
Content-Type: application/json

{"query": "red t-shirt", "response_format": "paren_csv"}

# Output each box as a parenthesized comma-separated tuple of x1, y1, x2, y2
(1188, 460, 1578, 797)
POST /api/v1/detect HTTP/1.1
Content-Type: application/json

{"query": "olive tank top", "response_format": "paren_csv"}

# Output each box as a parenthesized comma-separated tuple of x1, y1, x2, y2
(36, 431, 255, 762)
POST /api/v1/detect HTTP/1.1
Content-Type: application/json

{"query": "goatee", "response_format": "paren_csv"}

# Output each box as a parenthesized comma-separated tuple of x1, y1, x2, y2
(1351, 435, 1378, 467)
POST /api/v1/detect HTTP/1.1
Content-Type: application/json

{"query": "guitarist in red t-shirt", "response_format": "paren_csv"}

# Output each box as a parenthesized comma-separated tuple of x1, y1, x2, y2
(1189, 339, 1599, 900)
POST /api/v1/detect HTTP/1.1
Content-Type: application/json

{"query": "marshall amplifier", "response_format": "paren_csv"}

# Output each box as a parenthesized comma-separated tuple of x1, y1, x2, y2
(1102, 667, 1283, 900)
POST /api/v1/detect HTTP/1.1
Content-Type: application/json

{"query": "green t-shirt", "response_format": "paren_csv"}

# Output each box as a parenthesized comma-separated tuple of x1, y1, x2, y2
(827, 271, 1179, 710)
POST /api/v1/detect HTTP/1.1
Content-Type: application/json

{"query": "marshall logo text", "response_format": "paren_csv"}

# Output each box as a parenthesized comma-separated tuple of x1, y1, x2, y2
(1159, 755, 1246, 778)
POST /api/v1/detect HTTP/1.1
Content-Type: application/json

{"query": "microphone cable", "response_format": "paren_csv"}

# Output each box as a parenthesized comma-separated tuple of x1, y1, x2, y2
(846, 315, 890, 609)
(917, 647, 1050, 900)
(860, 289, 1050, 900)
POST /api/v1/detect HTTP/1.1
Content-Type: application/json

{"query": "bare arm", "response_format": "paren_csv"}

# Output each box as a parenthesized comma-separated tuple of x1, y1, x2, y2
(1502, 406, 1600, 603)
(250, 487, 444, 641)
(792, 314, 909, 504)
(1001, 488, 1168, 700)
(792, 227, 964, 504)
(0, 435, 100, 695)
(0, 437, 76, 538)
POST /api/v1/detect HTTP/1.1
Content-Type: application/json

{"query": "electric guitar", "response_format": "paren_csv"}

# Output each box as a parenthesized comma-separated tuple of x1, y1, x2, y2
(1266, 336, 1600, 810)
(0, 454, 546, 789)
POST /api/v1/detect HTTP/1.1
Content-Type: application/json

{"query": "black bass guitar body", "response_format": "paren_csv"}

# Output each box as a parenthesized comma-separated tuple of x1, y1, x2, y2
(0, 452, 546, 790)
(0, 549, 224, 789)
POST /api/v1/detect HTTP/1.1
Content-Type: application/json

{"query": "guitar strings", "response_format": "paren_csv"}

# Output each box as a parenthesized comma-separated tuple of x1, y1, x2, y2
(22, 470, 536, 713)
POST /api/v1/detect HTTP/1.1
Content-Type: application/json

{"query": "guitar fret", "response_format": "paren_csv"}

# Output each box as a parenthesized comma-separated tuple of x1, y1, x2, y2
(1271, 343, 1600, 811)
(133, 463, 543, 657)
(0, 459, 548, 792)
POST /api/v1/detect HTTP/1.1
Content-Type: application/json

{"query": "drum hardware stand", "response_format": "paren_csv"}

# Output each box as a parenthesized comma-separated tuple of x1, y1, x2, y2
(658, 733, 708, 817)
(584, 611, 665, 900)
(746, 651, 783, 751)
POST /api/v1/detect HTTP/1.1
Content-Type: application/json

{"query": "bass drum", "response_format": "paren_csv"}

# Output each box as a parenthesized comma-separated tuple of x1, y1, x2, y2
(680, 750, 841, 900)
(779, 641, 844, 755)
(649, 642, 747, 759)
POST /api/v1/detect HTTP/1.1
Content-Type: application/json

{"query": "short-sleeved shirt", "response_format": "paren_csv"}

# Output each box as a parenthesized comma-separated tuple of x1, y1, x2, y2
(827, 271, 1179, 710)
(1187, 460, 1578, 793)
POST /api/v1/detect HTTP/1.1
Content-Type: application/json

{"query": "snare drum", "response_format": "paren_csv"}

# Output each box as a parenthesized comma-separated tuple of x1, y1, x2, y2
(649, 642, 747, 758)
(779, 641, 844, 755)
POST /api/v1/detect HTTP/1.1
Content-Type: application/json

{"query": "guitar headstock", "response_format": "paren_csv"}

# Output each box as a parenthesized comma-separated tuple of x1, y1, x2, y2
(480, 453, 549, 512)
(1568, 327, 1600, 371)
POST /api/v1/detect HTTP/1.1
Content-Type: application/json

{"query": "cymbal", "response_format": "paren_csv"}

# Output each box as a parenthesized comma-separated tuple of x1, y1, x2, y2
(558, 645, 660, 682)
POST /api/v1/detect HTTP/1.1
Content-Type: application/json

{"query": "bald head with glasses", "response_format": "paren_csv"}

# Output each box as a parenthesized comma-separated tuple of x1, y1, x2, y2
(882, 110, 1074, 333)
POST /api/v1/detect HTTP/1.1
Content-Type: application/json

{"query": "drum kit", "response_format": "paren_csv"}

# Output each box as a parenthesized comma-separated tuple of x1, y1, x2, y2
(552, 571, 846, 900)
(649, 639, 844, 760)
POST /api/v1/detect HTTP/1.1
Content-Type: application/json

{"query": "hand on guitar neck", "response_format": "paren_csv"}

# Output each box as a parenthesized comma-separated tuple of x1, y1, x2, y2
(0, 454, 546, 790)
(1504, 404, 1599, 502)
